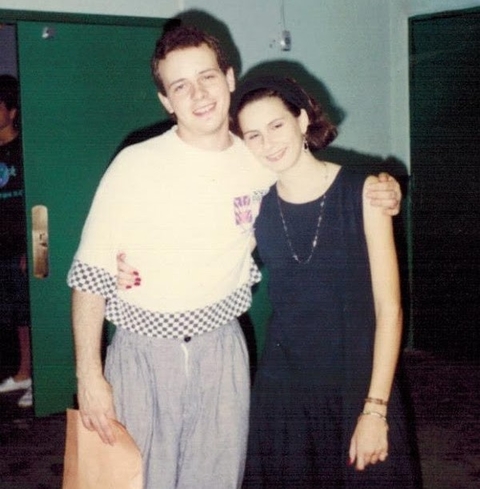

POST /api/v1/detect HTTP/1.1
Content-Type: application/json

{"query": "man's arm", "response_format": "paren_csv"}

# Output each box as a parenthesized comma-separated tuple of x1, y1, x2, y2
(366, 172, 402, 216)
(72, 288, 117, 444)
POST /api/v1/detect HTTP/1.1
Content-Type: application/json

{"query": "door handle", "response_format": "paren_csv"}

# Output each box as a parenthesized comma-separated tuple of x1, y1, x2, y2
(32, 205, 49, 278)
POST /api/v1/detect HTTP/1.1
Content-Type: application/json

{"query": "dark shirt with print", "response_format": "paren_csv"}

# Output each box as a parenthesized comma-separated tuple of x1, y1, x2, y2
(0, 136, 27, 258)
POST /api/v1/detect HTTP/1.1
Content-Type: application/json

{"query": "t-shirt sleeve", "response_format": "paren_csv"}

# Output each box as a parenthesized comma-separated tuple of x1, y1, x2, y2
(66, 150, 132, 298)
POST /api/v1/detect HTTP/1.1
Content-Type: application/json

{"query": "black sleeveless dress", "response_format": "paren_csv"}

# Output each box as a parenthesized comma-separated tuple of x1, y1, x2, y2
(243, 167, 421, 488)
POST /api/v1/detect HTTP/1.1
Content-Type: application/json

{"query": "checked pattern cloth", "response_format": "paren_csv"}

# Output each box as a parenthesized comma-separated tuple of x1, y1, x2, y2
(67, 259, 261, 339)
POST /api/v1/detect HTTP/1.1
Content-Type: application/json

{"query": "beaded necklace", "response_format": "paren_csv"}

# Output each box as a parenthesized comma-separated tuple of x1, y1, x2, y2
(276, 163, 329, 265)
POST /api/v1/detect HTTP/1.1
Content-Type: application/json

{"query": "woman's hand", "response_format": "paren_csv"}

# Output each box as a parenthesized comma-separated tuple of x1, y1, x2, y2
(348, 413, 389, 471)
(116, 252, 141, 290)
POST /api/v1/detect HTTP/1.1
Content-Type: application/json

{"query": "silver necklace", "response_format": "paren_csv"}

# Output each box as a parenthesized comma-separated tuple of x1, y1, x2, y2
(276, 164, 329, 265)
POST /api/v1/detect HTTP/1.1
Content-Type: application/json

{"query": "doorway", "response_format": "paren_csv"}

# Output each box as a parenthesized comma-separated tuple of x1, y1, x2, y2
(0, 10, 170, 415)
(0, 23, 33, 411)
(410, 7, 480, 360)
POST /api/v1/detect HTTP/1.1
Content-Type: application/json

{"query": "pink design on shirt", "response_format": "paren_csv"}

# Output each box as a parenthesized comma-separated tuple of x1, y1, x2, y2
(234, 195, 253, 226)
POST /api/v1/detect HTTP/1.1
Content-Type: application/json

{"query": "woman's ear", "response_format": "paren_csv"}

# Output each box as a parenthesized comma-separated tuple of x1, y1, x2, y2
(299, 108, 310, 133)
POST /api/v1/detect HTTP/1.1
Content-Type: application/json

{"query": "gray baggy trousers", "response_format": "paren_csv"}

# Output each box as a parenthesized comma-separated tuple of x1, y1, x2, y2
(105, 319, 250, 489)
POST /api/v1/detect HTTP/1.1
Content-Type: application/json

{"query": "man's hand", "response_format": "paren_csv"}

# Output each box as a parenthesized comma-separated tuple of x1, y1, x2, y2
(77, 374, 117, 445)
(366, 172, 402, 216)
(72, 289, 115, 443)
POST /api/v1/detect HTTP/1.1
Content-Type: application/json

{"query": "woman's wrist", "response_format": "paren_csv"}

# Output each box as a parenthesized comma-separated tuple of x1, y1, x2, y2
(364, 396, 388, 407)
(363, 401, 387, 416)
(358, 410, 389, 429)
(363, 396, 388, 416)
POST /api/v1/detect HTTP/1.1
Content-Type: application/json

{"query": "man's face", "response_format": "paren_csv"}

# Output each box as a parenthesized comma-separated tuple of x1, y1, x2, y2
(0, 101, 16, 134)
(156, 44, 235, 147)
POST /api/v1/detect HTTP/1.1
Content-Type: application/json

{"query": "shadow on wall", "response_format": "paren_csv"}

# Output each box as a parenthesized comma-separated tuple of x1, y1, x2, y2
(116, 8, 410, 181)
(112, 8, 241, 157)
(111, 12, 413, 349)
(175, 9, 243, 77)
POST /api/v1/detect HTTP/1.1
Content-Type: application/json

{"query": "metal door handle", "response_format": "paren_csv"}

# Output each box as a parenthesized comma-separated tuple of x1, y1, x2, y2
(32, 205, 49, 278)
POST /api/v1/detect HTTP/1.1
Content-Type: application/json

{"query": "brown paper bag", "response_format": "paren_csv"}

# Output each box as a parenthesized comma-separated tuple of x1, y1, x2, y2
(62, 408, 143, 489)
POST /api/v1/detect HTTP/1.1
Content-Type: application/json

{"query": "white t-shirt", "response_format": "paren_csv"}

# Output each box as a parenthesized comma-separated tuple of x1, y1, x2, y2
(68, 127, 275, 338)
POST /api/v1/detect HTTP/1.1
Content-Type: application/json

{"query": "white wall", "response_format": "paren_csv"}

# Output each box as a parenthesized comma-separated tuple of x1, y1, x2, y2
(192, 1, 394, 161)
(180, 0, 480, 170)
(1, 0, 479, 170)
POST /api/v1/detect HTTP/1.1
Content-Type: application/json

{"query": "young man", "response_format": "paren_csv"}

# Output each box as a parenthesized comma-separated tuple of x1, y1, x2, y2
(0, 74, 32, 409)
(67, 25, 401, 489)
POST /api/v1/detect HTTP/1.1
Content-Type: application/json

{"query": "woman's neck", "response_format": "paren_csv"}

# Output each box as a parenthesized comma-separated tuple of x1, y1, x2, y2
(277, 156, 331, 204)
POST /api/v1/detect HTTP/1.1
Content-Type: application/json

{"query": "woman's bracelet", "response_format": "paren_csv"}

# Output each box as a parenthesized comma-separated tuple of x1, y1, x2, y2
(359, 410, 389, 428)
(364, 397, 388, 406)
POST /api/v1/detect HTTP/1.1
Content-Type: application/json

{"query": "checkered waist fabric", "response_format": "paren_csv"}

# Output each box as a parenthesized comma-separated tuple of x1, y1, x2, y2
(67, 260, 259, 339)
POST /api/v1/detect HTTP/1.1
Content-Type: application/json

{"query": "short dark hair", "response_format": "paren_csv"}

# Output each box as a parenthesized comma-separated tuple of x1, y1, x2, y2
(151, 24, 232, 95)
(0, 74, 19, 110)
(231, 76, 338, 150)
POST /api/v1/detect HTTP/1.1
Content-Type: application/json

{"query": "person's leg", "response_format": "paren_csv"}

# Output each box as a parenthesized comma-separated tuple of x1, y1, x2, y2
(13, 254, 33, 407)
(10, 253, 31, 382)
(176, 319, 250, 489)
(244, 371, 313, 489)
(15, 324, 33, 407)
(105, 328, 187, 489)
(106, 320, 250, 489)
(15, 325, 31, 381)
(0, 255, 32, 401)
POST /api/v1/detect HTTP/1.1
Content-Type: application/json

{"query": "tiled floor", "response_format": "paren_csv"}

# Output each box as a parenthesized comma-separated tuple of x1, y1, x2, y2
(0, 350, 479, 489)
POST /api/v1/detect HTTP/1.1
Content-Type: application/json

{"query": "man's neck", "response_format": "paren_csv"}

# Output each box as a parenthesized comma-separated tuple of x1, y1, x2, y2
(176, 126, 232, 152)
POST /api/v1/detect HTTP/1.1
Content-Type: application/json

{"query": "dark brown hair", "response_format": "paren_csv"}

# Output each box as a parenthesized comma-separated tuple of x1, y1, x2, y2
(231, 76, 338, 150)
(0, 74, 19, 111)
(151, 24, 232, 95)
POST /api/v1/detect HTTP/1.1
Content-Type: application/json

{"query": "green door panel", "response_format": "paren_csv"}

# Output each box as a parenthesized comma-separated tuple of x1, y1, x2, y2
(17, 18, 169, 415)
(409, 9, 480, 359)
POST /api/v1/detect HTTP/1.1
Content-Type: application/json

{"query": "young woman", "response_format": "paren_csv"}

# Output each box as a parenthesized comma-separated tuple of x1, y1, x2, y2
(229, 75, 419, 488)
(117, 75, 420, 488)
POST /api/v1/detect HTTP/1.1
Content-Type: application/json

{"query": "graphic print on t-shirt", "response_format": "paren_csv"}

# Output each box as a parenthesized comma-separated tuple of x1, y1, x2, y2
(233, 189, 266, 232)
(0, 161, 16, 188)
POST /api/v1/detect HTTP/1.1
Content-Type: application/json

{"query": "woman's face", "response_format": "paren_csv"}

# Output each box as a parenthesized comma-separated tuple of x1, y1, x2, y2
(238, 96, 308, 174)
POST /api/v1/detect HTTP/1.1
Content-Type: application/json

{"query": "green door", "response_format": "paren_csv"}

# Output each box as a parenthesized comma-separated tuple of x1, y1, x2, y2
(15, 15, 169, 415)
(410, 8, 480, 359)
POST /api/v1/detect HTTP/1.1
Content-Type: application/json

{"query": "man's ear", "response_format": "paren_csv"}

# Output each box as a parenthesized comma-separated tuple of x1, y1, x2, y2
(157, 92, 174, 114)
(226, 67, 235, 93)
(9, 107, 18, 123)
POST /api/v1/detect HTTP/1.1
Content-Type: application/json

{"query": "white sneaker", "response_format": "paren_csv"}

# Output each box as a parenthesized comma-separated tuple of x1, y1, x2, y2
(18, 386, 33, 408)
(0, 376, 32, 393)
